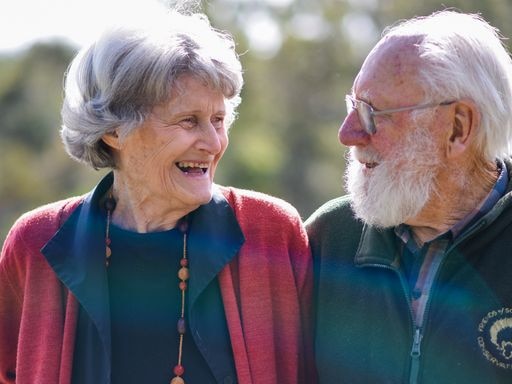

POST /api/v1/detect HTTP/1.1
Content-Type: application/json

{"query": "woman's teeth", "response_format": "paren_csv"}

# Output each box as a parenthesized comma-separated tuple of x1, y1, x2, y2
(176, 161, 208, 174)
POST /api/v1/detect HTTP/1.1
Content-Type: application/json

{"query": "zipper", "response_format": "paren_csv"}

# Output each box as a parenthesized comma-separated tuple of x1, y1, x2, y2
(409, 327, 422, 384)
(357, 215, 493, 383)
(360, 263, 418, 382)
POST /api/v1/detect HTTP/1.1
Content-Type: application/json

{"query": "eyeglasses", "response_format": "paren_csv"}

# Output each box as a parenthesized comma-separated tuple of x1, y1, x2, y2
(345, 95, 456, 135)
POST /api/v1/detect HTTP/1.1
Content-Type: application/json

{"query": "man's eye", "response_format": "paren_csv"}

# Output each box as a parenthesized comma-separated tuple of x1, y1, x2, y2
(374, 114, 393, 123)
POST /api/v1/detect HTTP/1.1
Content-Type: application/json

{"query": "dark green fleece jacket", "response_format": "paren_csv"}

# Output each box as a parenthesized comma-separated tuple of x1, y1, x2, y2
(306, 159, 512, 384)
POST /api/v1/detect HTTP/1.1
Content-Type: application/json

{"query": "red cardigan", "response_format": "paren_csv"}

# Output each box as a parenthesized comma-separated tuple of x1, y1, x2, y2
(0, 186, 315, 384)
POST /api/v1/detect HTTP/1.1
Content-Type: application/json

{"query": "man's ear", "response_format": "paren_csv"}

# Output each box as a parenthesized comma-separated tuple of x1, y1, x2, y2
(101, 129, 121, 150)
(446, 99, 480, 159)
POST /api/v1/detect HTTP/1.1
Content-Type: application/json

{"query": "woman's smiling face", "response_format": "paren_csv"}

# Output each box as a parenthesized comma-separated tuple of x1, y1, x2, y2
(110, 74, 229, 212)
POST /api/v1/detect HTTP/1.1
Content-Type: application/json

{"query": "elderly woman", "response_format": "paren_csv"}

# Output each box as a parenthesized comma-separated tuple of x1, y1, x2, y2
(0, 7, 314, 384)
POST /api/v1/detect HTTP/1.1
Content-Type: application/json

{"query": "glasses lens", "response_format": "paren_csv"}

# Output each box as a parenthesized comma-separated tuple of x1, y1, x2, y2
(345, 96, 354, 114)
(345, 96, 375, 134)
(356, 101, 375, 134)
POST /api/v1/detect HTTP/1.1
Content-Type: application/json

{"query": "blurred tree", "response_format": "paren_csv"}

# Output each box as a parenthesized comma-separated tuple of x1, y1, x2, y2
(207, 0, 512, 217)
(0, 43, 103, 242)
(0, 44, 70, 149)
(208, 0, 355, 216)
(1, 0, 512, 245)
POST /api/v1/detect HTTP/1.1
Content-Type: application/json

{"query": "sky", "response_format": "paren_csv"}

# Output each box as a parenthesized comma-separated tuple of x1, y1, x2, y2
(0, 0, 376, 59)
(0, 0, 295, 57)
(0, 0, 168, 54)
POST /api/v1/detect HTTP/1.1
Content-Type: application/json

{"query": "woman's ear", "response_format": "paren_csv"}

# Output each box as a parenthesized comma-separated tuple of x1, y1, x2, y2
(446, 99, 480, 159)
(101, 129, 121, 150)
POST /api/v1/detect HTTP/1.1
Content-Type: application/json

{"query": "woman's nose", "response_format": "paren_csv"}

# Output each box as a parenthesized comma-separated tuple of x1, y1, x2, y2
(199, 122, 223, 154)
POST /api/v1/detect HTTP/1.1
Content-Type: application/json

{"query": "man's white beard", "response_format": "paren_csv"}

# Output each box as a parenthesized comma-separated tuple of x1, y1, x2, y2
(345, 122, 441, 228)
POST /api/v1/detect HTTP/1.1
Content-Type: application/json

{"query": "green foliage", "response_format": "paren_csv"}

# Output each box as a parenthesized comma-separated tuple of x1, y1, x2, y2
(0, 43, 104, 242)
(1, 0, 512, 244)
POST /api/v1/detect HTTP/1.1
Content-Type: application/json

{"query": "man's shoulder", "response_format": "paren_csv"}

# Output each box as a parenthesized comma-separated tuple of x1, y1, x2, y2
(305, 195, 358, 229)
(305, 195, 364, 251)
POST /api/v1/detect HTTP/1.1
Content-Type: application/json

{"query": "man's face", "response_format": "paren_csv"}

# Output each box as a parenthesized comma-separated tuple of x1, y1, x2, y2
(345, 117, 442, 228)
(341, 37, 448, 227)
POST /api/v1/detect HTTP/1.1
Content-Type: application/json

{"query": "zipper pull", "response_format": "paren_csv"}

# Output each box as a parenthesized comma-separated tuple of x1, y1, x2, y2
(411, 327, 422, 357)
(409, 327, 423, 384)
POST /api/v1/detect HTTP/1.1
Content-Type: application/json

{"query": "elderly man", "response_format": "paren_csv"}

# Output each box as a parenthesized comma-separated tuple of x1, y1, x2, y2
(306, 10, 512, 383)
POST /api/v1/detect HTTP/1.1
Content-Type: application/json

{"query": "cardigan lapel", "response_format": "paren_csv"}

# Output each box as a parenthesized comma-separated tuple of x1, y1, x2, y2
(187, 186, 245, 307)
(187, 186, 245, 382)
(41, 173, 114, 381)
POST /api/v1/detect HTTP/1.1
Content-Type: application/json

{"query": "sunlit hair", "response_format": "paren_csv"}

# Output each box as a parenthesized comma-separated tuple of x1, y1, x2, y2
(382, 9, 512, 161)
(61, 4, 243, 169)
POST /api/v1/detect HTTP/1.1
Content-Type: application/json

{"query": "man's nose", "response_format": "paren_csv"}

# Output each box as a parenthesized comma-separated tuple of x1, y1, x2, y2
(338, 110, 371, 147)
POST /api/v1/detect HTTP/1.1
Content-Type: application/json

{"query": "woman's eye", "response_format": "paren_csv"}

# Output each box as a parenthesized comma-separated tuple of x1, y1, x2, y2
(180, 117, 197, 127)
(212, 116, 225, 129)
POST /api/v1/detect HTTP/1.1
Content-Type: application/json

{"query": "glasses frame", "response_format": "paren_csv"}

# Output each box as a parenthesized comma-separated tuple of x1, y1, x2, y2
(345, 95, 456, 135)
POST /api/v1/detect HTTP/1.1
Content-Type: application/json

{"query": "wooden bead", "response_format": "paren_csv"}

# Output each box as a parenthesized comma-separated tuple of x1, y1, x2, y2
(178, 267, 189, 281)
(170, 377, 185, 384)
(106, 246, 112, 257)
(173, 364, 185, 376)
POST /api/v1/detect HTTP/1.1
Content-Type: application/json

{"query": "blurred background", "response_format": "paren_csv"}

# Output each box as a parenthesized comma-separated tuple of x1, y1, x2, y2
(1, 0, 512, 244)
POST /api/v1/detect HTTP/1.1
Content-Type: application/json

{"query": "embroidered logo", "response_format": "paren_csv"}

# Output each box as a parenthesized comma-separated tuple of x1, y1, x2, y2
(478, 307, 512, 369)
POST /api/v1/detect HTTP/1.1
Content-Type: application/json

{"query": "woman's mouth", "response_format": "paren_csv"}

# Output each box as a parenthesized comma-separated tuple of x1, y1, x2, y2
(176, 161, 209, 174)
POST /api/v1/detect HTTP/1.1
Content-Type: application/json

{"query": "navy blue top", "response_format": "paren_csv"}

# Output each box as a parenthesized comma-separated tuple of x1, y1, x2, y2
(107, 216, 225, 383)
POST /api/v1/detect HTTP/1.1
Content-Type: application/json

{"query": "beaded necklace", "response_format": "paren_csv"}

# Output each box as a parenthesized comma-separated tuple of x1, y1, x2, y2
(104, 195, 190, 384)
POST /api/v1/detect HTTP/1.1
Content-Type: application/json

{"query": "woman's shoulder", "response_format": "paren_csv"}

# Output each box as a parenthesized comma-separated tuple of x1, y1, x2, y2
(215, 186, 309, 253)
(217, 185, 301, 220)
(2, 196, 84, 254)
(13, 196, 83, 231)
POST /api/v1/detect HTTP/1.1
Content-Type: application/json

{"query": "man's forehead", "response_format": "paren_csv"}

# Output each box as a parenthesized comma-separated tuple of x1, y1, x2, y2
(353, 37, 424, 100)
(366, 37, 420, 73)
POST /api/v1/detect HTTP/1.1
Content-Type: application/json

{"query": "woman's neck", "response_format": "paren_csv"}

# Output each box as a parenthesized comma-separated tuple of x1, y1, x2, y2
(109, 172, 195, 233)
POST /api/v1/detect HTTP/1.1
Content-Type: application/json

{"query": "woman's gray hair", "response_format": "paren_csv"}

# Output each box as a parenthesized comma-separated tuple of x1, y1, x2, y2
(383, 10, 512, 161)
(61, 6, 243, 169)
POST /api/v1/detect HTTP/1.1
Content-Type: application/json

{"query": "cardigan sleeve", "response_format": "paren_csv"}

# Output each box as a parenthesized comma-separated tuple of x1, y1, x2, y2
(0, 198, 81, 384)
(0, 223, 25, 384)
